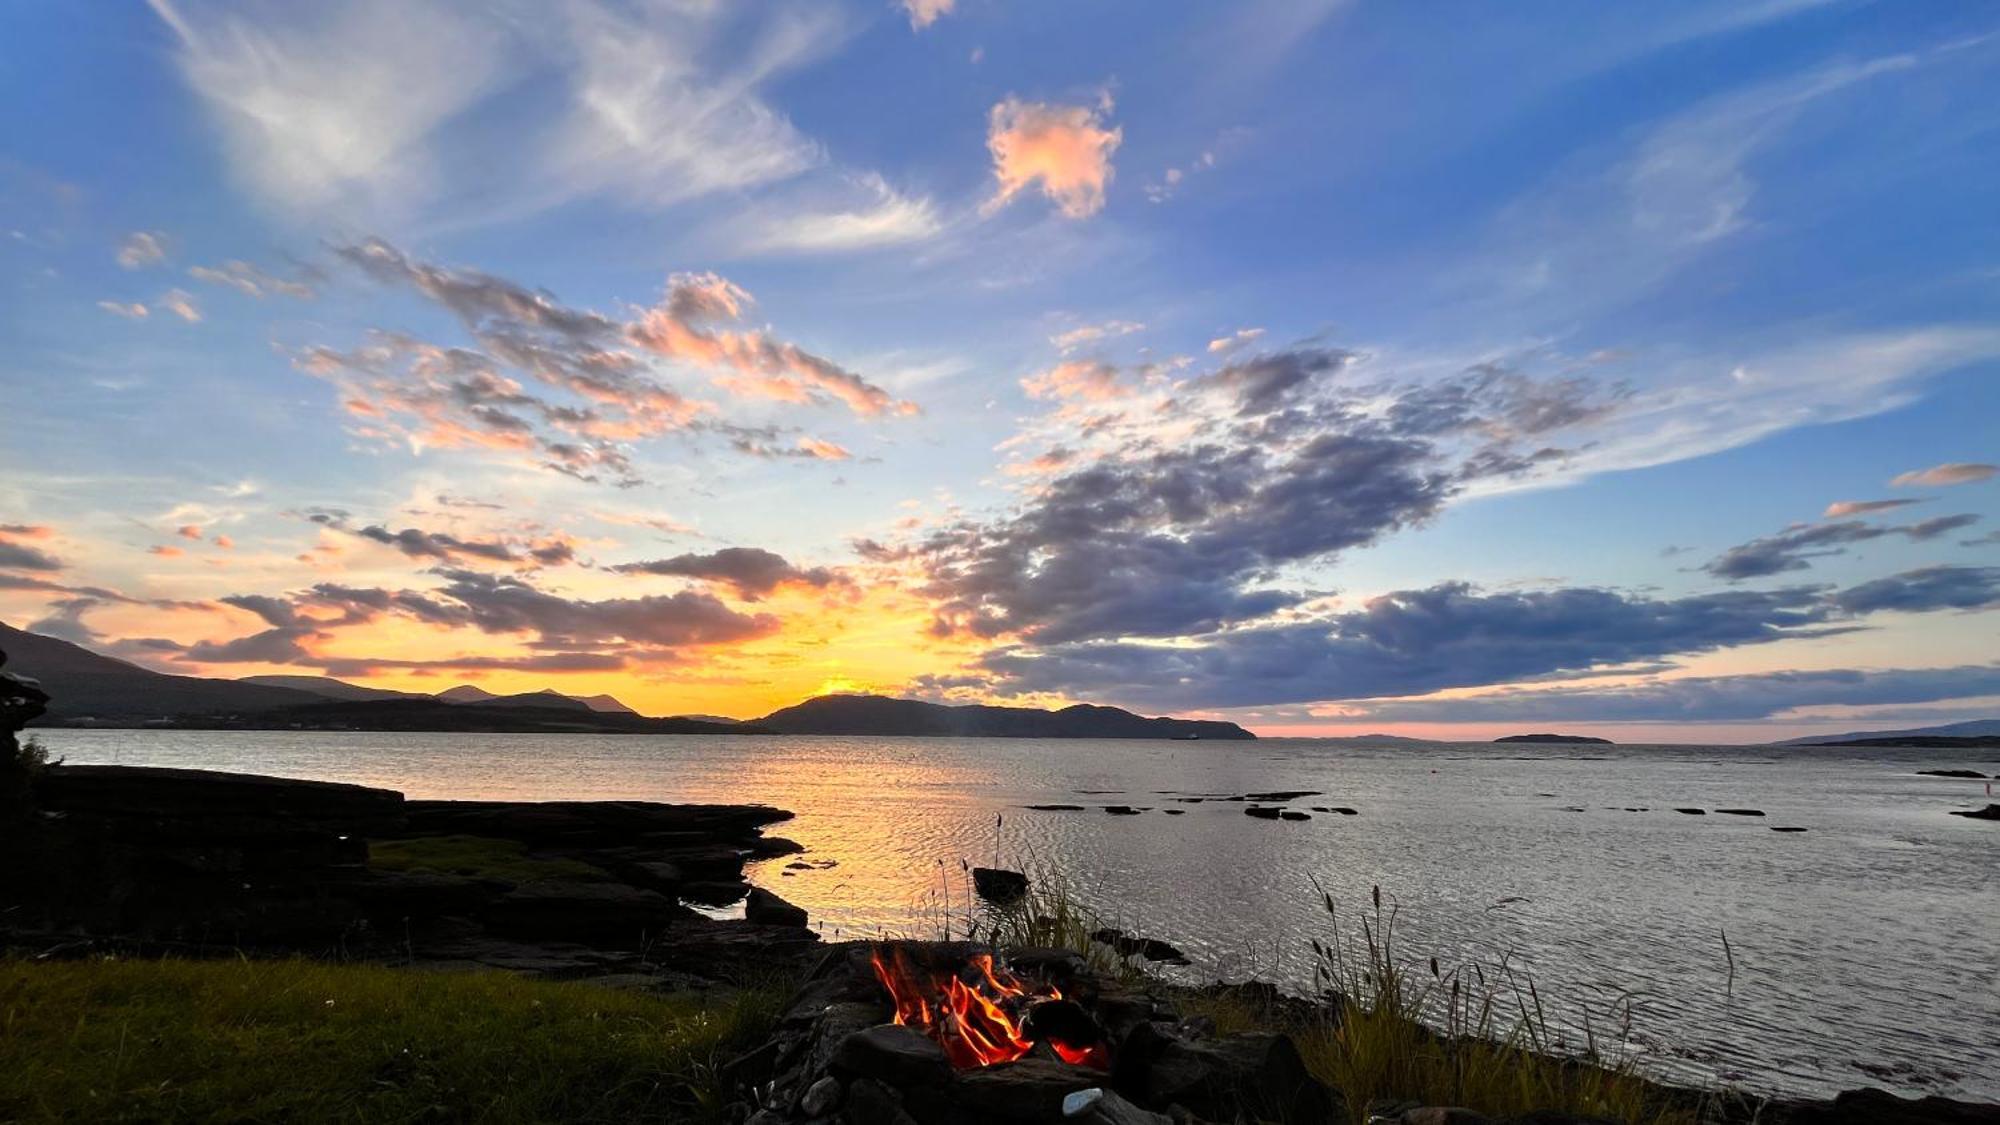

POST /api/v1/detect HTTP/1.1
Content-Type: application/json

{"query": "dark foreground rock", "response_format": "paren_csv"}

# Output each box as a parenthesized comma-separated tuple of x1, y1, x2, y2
(973, 867, 1030, 902)
(8, 763, 818, 986)
(1949, 803, 2000, 821)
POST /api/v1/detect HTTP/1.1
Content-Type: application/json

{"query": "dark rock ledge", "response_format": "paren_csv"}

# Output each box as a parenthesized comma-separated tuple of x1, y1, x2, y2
(6, 764, 821, 984)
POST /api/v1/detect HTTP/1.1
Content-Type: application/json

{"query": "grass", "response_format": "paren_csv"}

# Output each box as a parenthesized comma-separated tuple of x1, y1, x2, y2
(368, 835, 613, 884)
(941, 865, 1703, 1125)
(0, 956, 782, 1124)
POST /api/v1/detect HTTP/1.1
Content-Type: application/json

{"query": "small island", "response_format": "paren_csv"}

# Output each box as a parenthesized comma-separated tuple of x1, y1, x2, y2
(1493, 733, 1615, 745)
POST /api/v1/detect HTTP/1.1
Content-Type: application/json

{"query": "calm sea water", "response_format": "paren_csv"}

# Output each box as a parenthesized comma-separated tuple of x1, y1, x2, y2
(36, 729, 2000, 1101)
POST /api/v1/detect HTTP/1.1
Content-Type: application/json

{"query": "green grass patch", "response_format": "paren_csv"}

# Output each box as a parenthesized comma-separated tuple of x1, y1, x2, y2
(369, 834, 612, 884)
(0, 956, 781, 1124)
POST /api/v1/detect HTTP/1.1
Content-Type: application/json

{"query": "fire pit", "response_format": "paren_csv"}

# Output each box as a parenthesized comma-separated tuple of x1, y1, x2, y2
(730, 940, 1338, 1125)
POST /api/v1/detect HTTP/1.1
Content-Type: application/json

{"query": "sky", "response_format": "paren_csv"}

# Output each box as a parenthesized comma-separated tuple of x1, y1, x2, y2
(1, 0, 1997, 741)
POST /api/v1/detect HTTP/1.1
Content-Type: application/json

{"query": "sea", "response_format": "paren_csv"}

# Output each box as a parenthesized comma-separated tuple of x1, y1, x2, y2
(35, 729, 2000, 1102)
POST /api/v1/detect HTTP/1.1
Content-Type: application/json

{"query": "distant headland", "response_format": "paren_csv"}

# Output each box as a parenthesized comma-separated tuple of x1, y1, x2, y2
(0, 622, 1253, 741)
(1492, 733, 1614, 745)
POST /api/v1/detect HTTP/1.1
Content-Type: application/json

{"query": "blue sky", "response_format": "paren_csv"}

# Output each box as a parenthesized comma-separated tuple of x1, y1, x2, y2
(1, 0, 1996, 738)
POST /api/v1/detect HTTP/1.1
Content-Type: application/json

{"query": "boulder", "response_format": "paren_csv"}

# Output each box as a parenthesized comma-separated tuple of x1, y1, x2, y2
(1949, 804, 2000, 821)
(1243, 806, 1283, 820)
(1142, 1032, 1339, 1124)
(972, 867, 1029, 902)
(832, 1024, 952, 1088)
(1917, 769, 1986, 779)
(1774, 1087, 2000, 1124)
(745, 886, 809, 926)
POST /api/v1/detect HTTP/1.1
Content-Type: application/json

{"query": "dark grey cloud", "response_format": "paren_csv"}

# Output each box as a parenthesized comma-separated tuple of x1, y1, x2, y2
(969, 581, 1839, 709)
(0, 530, 63, 572)
(611, 547, 838, 600)
(914, 430, 1454, 643)
(26, 598, 102, 645)
(901, 349, 1628, 648)
(1351, 664, 2000, 723)
(1194, 348, 1355, 414)
(306, 568, 778, 649)
(1832, 565, 2000, 615)
(180, 594, 317, 664)
(312, 651, 631, 677)
(1703, 514, 1982, 580)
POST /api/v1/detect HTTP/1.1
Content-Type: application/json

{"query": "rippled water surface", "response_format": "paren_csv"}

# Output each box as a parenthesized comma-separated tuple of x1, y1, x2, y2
(40, 729, 2000, 1100)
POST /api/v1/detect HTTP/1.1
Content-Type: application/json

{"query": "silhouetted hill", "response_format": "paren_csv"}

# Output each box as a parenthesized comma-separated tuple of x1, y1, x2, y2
(754, 694, 1255, 740)
(438, 683, 636, 713)
(2, 622, 324, 721)
(1494, 733, 1614, 744)
(238, 675, 421, 702)
(465, 690, 593, 712)
(191, 698, 766, 736)
(1780, 719, 2000, 746)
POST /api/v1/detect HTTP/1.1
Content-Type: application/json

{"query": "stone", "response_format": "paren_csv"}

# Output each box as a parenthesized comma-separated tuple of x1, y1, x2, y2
(845, 1077, 921, 1125)
(485, 879, 688, 938)
(1949, 804, 2000, 821)
(1104, 805, 1145, 815)
(831, 1024, 952, 1088)
(1163, 809, 1185, 815)
(1066, 1087, 1174, 1124)
(1143, 1032, 1339, 1124)
(973, 867, 1030, 902)
(745, 886, 809, 926)
(1675, 808, 1706, 815)
(1026, 804, 1088, 811)
(1243, 806, 1283, 820)
(800, 1074, 842, 1116)
(1331, 807, 1360, 815)
(1716, 808, 1766, 816)
(1279, 810, 1311, 821)
(1242, 791, 1321, 801)
(1917, 769, 1986, 779)
(1771, 826, 1809, 833)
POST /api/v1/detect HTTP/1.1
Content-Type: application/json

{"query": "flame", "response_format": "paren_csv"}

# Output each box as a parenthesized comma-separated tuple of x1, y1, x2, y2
(869, 946, 1110, 1070)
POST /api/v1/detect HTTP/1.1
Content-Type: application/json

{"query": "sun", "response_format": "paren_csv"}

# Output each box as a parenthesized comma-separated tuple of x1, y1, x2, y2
(811, 677, 872, 697)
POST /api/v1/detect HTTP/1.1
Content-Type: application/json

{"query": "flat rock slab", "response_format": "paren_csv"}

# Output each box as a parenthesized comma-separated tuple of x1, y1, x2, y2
(35, 765, 406, 834)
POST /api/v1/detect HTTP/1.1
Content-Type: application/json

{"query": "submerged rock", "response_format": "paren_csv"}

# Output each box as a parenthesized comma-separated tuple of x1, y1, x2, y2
(1676, 808, 1707, 815)
(1717, 808, 1766, 816)
(1770, 826, 1809, 833)
(1918, 769, 1987, 778)
(1279, 810, 1311, 821)
(1024, 803, 1087, 811)
(1949, 803, 2000, 821)
(1244, 806, 1284, 820)
(1103, 805, 1145, 815)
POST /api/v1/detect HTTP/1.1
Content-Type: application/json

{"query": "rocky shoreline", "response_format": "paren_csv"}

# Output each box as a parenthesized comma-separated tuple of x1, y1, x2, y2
(6, 764, 824, 987)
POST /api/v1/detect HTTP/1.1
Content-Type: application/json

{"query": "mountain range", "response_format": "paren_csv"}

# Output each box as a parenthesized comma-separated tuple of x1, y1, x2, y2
(0, 622, 1250, 740)
(1778, 719, 2000, 746)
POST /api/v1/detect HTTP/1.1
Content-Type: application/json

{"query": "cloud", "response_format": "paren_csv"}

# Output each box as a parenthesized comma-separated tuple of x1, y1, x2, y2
(1351, 664, 2000, 723)
(968, 581, 1840, 710)
(904, 346, 1626, 647)
(1705, 514, 1983, 579)
(188, 259, 318, 299)
(1207, 327, 1265, 355)
(147, 0, 511, 216)
(1051, 320, 1144, 353)
(1021, 359, 1129, 403)
(98, 301, 148, 319)
(1823, 498, 1918, 518)
(1892, 462, 1997, 487)
(330, 518, 576, 568)
(26, 598, 103, 645)
(0, 525, 62, 571)
(984, 95, 1122, 219)
(901, 0, 955, 29)
(1195, 347, 1355, 414)
(737, 174, 941, 255)
(611, 547, 840, 600)
(117, 231, 167, 269)
(334, 238, 915, 455)
(159, 288, 202, 323)
(1831, 565, 2000, 615)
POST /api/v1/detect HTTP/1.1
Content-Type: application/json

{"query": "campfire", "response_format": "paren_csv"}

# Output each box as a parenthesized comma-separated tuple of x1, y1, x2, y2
(727, 939, 1338, 1124)
(870, 944, 1110, 1070)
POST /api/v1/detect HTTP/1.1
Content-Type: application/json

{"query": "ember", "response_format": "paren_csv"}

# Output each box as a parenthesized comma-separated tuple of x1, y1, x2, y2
(870, 944, 1110, 1070)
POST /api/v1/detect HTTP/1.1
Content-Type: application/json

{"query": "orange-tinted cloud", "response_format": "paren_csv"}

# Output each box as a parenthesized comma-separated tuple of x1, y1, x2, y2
(1021, 359, 1128, 402)
(901, 0, 954, 29)
(984, 95, 1122, 219)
